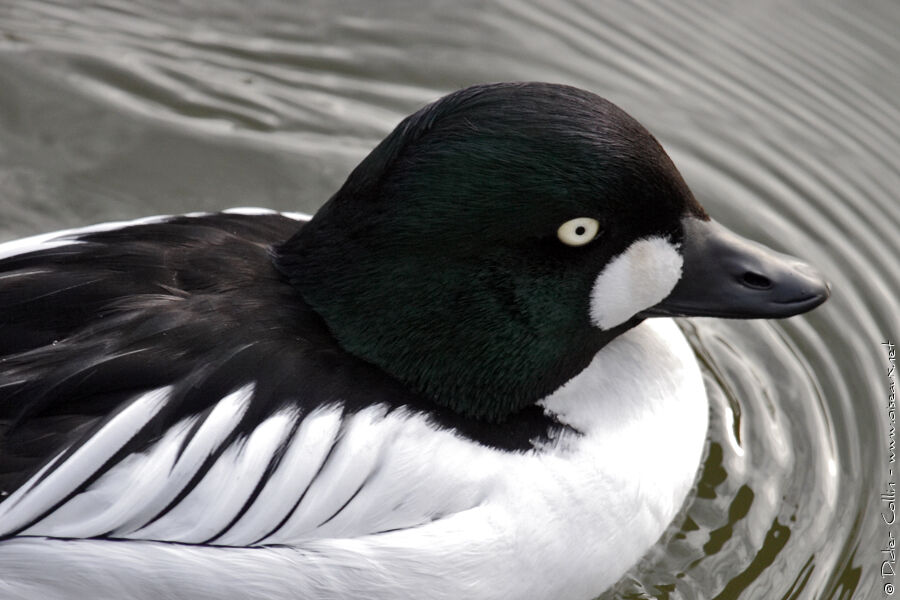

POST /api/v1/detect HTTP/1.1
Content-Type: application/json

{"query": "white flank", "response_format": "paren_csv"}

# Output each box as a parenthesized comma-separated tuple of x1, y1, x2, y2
(19, 418, 198, 538)
(213, 406, 345, 546)
(134, 409, 297, 543)
(0, 387, 172, 536)
(0, 209, 310, 262)
(116, 384, 255, 537)
(222, 207, 311, 221)
(263, 405, 396, 544)
(15, 385, 255, 539)
(0, 214, 192, 261)
(590, 236, 683, 329)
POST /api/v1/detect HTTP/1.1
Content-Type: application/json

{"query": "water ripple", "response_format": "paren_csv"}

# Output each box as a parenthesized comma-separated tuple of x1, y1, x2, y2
(0, 1, 897, 598)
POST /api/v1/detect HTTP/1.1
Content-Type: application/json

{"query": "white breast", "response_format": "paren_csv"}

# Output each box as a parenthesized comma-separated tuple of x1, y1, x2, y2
(0, 318, 707, 600)
(528, 317, 709, 597)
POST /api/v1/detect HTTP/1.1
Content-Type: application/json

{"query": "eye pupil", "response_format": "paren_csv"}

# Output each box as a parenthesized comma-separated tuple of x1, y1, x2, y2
(574, 226, 586, 236)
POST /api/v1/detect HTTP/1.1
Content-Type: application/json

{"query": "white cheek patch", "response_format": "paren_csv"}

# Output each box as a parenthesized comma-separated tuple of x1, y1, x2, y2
(590, 237, 683, 330)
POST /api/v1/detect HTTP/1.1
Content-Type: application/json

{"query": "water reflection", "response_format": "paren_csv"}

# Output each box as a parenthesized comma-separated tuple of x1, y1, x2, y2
(1, 1, 897, 597)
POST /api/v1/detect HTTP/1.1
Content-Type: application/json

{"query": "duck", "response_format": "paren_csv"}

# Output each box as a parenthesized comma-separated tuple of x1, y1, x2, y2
(0, 82, 829, 600)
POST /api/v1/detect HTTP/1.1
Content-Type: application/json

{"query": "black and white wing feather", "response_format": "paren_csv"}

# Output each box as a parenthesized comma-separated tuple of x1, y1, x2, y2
(0, 383, 492, 546)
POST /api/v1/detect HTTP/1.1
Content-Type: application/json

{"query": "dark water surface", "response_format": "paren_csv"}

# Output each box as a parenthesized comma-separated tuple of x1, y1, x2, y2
(1, 1, 898, 598)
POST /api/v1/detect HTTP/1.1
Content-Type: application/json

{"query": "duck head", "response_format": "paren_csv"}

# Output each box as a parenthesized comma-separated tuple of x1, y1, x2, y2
(276, 83, 829, 421)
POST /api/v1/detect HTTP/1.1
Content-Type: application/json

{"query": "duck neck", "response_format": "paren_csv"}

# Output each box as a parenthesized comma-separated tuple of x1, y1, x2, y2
(275, 211, 638, 422)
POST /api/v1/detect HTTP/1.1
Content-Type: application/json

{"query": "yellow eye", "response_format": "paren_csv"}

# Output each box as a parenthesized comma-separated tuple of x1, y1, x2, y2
(557, 218, 600, 246)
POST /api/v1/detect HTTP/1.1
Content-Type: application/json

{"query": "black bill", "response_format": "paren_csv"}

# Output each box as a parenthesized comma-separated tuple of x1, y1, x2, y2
(644, 218, 830, 319)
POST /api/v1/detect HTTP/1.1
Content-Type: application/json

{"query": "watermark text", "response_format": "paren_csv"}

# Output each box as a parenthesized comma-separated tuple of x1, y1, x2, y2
(883, 341, 897, 596)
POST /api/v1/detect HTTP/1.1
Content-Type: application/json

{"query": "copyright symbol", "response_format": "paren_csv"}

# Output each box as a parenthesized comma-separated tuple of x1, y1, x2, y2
(886, 583, 895, 595)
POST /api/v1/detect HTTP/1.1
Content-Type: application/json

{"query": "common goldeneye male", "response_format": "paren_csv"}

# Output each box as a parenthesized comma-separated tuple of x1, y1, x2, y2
(0, 82, 828, 600)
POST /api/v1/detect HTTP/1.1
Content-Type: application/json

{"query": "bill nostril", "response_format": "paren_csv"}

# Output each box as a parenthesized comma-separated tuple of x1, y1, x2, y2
(742, 271, 773, 290)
